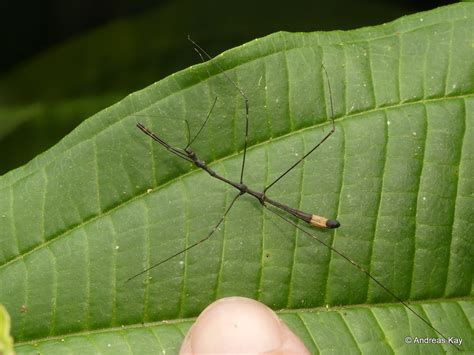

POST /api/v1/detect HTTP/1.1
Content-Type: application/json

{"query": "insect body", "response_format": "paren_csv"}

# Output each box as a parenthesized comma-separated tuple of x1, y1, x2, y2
(138, 122, 340, 229)
(129, 38, 460, 351)
(129, 120, 339, 283)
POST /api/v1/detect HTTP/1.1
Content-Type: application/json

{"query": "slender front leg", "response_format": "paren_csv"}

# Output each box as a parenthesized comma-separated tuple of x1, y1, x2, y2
(127, 192, 243, 282)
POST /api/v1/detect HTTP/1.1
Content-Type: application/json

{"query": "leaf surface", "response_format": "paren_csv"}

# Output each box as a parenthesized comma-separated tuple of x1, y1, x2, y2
(0, 3, 473, 353)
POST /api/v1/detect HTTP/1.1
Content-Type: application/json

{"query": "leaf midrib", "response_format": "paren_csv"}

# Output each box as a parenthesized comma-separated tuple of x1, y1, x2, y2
(0, 93, 470, 275)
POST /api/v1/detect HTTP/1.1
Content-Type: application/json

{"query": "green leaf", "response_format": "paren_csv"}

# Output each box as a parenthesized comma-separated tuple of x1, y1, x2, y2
(1, 3, 473, 353)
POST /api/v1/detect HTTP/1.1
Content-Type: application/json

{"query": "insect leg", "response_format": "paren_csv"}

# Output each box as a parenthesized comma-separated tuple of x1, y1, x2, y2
(127, 192, 243, 282)
(264, 65, 336, 193)
(187, 36, 249, 184)
(263, 205, 457, 350)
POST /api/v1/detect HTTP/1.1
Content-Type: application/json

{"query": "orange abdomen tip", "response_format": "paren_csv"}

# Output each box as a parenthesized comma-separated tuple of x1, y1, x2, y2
(310, 215, 340, 229)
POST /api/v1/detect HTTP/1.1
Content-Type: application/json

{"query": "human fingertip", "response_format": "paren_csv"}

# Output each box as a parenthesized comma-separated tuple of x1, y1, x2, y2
(179, 297, 309, 354)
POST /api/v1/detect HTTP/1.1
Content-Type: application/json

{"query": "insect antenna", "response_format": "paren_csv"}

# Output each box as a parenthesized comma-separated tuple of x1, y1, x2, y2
(185, 96, 218, 150)
(187, 35, 249, 184)
(184, 120, 191, 148)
